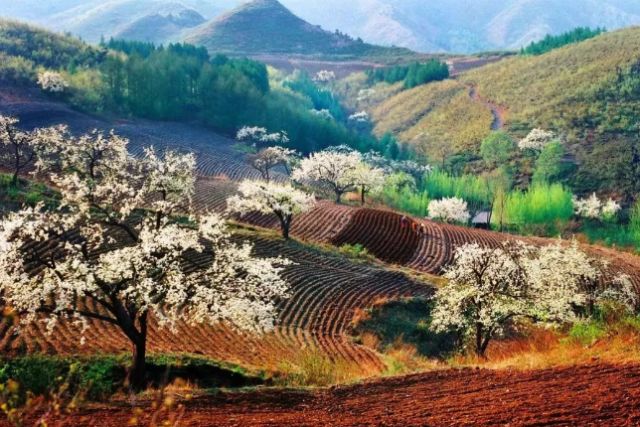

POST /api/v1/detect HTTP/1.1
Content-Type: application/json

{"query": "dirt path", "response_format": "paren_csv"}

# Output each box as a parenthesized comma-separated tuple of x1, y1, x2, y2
(18, 364, 640, 426)
(468, 85, 506, 130)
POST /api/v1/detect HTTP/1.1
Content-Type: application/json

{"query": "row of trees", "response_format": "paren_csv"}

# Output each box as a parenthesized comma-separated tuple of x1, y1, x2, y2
(0, 125, 293, 391)
(521, 27, 606, 56)
(365, 59, 450, 89)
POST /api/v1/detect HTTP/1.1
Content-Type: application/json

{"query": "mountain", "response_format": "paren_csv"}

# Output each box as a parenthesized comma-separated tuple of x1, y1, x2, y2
(183, 0, 410, 57)
(0, 0, 239, 43)
(281, 0, 640, 53)
(116, 9, 206, 44)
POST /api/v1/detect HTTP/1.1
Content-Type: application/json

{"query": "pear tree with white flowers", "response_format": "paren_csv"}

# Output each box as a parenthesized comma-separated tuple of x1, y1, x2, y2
(0, 128, 292, 391)
(430, 240, 635, 357)
(292, 148, 361, 203)
(248, 146, 299, 182)
(227, 180, 316, 239)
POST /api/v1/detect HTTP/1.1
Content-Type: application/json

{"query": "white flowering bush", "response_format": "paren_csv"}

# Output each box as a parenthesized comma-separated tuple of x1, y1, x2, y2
(362, 151, 432, 180)
(313, 70, 336, 83)
(573, 193, 621, 221)
(37, 70, 68, 93)
(0, 128, 291, 390)
(518, 128, 556, 151)
(227, 180, 316, 239)
(428, 197, 470, 224)
(430, 240, 633, 356)
(248, 146, 299, 181)
(348, 111, 370, 123)
(310, 109, 333, 120)
(292, 149, 363, 203)
(236, 126, 289, 148)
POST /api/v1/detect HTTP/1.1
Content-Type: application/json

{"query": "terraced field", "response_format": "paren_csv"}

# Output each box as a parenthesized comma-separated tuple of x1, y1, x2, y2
(0, 86, 279, 182)
(0, 235, 430, 374)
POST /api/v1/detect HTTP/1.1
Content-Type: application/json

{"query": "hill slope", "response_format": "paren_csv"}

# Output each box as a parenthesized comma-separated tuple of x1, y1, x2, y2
(360, 27, 640, 197)
(182, 0, 411, 58)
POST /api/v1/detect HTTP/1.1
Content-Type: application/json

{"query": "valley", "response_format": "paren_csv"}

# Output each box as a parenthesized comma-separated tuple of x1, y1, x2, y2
(1, 3, 640, 426)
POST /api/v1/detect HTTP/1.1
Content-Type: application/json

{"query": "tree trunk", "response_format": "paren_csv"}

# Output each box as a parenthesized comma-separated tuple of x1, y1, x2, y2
(279, 214, 291, 240)
(12, 144, 19, 187)
(475, 323, 485, 357)
(127, 314, 148, 392)
(360, 186, 366, 206)
(335, 191, 342, 204)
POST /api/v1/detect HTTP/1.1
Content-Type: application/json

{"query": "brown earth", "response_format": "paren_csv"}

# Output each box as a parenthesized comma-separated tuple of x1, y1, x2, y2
(8, 364, 640, 426)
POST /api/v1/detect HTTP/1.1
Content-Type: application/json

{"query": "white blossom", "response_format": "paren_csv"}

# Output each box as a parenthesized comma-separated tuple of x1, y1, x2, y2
(430, 240, 629, 356)
(227, 180, 316, 238)
(349, 162, 386, 205)
(313, 70, 336, 83)
(428, 197, 471, 224)
(310, 109, 333, 120)
(37, 70, 68, 93)
(573, 193, 621, 220)
(236, 126, 289, 147)
(291, 148, 363, 203)
(0, 128, 292, 387)
(248, 146, 299, 181)
(518, 128, 556, 151)
(348, 111, 370, 123)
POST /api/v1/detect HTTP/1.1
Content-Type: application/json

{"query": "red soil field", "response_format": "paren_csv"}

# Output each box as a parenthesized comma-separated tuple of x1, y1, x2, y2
(0, 236, 429, 373)
(10, 364, 640, 426)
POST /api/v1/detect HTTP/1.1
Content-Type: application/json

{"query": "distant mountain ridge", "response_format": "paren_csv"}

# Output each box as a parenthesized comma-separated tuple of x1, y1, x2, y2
(183, 0, 385, 56)
(1, 0, 640, 53)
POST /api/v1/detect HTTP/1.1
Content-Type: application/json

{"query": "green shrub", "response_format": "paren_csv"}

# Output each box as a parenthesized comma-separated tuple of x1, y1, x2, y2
(497, 183, 573, 235)
(568, 321, 607, 345)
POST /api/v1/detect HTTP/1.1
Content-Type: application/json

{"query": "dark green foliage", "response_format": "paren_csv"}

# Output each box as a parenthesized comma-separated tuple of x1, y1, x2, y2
(480, 131, 515, 169)
(0, 354, 265, 401)
(284, 72, 345, 121)
(521, 27, 606, 56)
(353, 298, 459, 359)
(532, 141, 566, 184)
(366, 59, 450, 89)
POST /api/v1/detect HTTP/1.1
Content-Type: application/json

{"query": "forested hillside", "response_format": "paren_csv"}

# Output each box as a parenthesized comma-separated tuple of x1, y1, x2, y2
(0, 19, 391, 155)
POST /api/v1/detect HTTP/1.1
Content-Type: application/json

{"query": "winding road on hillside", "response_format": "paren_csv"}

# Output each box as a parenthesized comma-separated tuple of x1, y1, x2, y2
(468, 85, 506, 130)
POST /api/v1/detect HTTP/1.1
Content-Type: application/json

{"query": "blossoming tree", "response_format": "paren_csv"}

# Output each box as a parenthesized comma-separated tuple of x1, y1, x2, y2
(518, 128, 556, 151)
(227, 180, 316, 239)
(573, 193, 621, 221)
(350, 163, 386, 205)
(37, 70, 68, 93)
(428, 197, 471, 224)
(431, 240, 634, 357)
(292, 148, 362, 203)
(0, 129, 291, 391)
(0, 115, 55, 186)
(236, 126, 289, 149)
(248, 146, 299, 182)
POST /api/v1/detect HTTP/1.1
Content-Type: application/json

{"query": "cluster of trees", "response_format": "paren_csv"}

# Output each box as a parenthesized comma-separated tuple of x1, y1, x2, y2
(365, 59, 450, 89)
(521, 27, 605, 56)
(0, 125, 293, 391)
(432, 241, 636, 356)
(284, 71, 345, 122)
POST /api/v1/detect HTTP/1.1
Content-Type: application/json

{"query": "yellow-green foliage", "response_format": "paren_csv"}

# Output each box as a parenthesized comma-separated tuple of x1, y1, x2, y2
(461, 27, 640, 133)
(370, 79, 493, 161)
(333, 72, 404, 112)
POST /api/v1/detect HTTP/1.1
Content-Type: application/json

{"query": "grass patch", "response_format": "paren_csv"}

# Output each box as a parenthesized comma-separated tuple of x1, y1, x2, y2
(0, 173, 58, 209)
(274, 349, 365, 387)
(0, 354, 265, 402)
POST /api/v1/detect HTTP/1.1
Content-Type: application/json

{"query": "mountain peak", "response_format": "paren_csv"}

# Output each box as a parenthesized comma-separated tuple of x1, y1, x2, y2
(184, 0, 396, 56)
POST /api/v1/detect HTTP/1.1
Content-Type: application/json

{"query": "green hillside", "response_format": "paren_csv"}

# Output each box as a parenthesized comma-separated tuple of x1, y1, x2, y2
(357, 27, 640, 199)
(184, 0, 413, 59)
